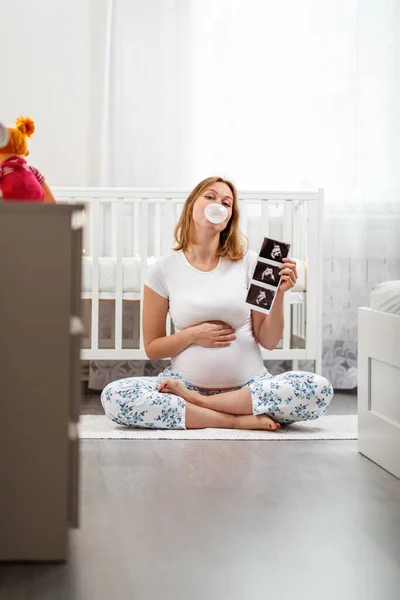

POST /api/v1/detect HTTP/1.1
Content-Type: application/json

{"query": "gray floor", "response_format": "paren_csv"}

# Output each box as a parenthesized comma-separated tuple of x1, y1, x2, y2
(2, 393, 400, 600)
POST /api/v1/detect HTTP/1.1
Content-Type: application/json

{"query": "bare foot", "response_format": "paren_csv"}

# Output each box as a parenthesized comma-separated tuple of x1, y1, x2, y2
(158, 379, 202, 404)
(235, 414, 281, 431)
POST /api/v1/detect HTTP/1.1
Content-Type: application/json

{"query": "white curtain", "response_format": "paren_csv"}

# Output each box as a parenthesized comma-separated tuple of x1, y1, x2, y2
(103, 0, 360, 193)
(91, 0, 400, 389)
(323, 0, 400, 387)
(101, 0, 195, 187)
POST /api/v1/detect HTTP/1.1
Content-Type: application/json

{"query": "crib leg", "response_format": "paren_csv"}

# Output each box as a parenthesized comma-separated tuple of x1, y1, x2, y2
(291, 360, 299, 372)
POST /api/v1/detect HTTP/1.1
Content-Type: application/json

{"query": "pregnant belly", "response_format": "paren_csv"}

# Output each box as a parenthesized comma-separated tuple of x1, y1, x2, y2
(171, 332, 264, 389)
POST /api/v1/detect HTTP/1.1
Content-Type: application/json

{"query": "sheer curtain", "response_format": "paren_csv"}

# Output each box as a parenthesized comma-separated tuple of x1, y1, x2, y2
(322, 0, 400, 387)
(100, 0, 194, 187)
(91, 0, 400, 389)
(103, 0, 359, 192)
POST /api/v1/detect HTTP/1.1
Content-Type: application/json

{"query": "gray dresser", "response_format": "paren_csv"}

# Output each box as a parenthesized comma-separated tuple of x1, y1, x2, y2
(0, 203, 83, 561)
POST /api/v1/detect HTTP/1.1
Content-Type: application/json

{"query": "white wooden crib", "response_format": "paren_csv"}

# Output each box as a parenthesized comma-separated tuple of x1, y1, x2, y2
(54, 188, 324, 373)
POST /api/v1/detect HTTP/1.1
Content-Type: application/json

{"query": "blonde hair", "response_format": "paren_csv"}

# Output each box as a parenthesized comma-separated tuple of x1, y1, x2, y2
(174, 176, 246, 261)
(1, 116, 35, 157)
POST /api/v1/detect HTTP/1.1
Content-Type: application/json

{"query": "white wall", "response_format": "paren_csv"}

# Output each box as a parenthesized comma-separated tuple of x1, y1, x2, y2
(1, 0, 108, 186)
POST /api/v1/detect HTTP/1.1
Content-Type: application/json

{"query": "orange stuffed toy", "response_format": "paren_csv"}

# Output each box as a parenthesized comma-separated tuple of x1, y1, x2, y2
(0, 116, 56, 203)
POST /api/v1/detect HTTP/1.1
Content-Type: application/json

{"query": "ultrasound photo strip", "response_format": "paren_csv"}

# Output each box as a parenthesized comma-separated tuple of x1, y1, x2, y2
(246, 237, 291, 315)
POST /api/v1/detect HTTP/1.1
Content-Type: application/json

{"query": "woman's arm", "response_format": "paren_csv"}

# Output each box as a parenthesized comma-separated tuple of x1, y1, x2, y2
(252, 290, 284, 350)
(143, 285, 195, 360)
(41, 181, 57, 203)
(251, 258, 298, 350)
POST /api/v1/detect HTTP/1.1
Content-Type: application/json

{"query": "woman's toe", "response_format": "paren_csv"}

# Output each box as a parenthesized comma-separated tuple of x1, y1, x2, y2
(158, 380, 169, 392)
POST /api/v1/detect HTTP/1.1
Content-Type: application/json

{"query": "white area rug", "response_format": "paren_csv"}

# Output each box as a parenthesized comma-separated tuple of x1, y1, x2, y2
(79, 414, 358, 441)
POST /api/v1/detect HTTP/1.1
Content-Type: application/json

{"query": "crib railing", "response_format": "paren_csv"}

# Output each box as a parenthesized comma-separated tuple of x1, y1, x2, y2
(55, 188, 324, 372)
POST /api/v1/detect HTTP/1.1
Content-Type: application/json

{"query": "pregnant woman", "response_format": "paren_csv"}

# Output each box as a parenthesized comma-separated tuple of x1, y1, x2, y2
(101, 177, 333, 430)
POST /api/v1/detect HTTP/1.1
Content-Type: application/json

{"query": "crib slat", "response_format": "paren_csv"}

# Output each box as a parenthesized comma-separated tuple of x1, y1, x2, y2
(114, 197, 124, 351)
(134, 202, 140, 256)
(298, 303, 303, 339)
(292, 303, 298, 340)
(291, 202, 298, 257)
(175, 202, 181, 223)
(300, 201, 306, 261)
(283, 199, 293, 246)
(90, 198, 101, 352)
(297, 201, 306, 261)
(163, 198, 174, 255)
(282, 295, 291, 350)
(261, 200, 270, 240)
(154, 203, 162, 257)
(139, 199, 149, 351)
(240, 200, 248, 236)
(166, 315, 172, 336)
(110, 201, 117, 257)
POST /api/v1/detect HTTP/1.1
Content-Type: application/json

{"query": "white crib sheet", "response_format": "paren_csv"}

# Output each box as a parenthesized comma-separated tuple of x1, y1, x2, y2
(370, 280, 400, 316)
(82, 256, 306, 294)
(82, 257, 154, 293)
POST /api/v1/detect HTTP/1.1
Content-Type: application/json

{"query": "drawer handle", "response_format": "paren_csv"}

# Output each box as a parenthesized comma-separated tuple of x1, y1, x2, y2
(70, 316, 85, 336)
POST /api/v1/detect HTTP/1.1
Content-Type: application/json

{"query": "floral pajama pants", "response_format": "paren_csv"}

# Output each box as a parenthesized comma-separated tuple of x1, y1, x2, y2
(101, 367, 334, 429)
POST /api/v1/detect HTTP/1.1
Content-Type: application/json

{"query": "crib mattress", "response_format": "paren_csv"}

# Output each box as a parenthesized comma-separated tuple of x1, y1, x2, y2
(82, 257, 155, 294)
(82, 256, 306, 295)
(370, 280, 400, 316)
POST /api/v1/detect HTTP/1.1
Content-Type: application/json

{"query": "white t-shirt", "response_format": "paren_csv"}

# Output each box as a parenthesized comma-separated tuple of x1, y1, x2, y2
(144, 249, 265, 389)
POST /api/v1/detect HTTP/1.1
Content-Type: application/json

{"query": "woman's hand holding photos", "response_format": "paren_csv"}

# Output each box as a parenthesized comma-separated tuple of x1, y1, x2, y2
(191, 321, 236, 348)
(279, 258, 298, 293)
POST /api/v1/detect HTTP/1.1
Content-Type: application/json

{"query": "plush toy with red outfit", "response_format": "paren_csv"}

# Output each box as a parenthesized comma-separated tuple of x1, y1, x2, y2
(0, 116, 56, 202)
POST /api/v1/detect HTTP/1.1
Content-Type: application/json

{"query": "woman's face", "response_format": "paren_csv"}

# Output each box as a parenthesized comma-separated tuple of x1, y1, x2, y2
(192, 181, 233, 230)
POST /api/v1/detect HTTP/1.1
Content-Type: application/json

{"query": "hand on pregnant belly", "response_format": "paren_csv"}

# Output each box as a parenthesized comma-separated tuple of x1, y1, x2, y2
(191, 321, 236, 348)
